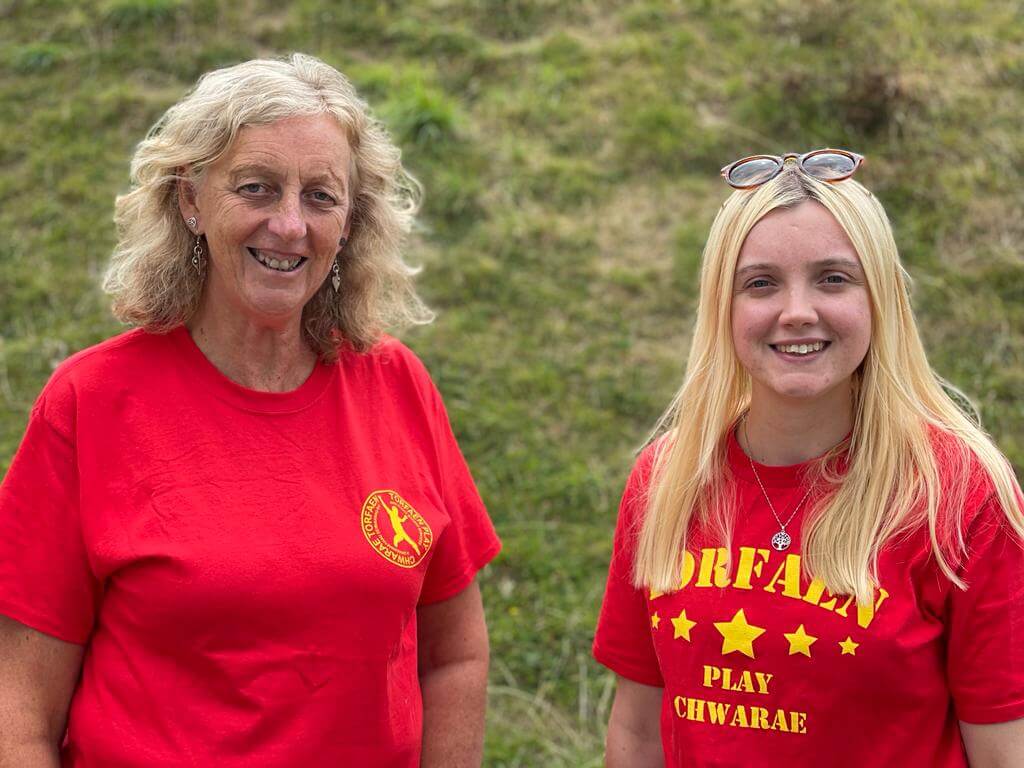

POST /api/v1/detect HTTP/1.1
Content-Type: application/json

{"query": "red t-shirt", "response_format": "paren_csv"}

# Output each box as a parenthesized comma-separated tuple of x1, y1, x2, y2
(594, 432, 1024, 767)
(0, 326, 501, 768)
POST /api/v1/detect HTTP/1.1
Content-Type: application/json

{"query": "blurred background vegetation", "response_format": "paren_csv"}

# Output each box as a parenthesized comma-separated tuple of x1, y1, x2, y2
(2, 0, 1022, 763)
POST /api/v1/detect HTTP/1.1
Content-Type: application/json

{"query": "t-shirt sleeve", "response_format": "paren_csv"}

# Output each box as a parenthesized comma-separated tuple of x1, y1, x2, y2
(946, 495, 1024, 724)
(592, 449, 664, 687)
(417, 381, 501, 605)
(0, 389, 98, 644)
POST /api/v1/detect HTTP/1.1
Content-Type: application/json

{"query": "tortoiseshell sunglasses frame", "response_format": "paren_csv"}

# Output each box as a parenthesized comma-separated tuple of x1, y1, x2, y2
(720, 148, 865, 189)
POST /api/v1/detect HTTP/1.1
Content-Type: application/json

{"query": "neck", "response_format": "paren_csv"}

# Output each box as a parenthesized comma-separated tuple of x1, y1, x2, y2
(186, 303, 316, 393)
(742, 386, 853, 466)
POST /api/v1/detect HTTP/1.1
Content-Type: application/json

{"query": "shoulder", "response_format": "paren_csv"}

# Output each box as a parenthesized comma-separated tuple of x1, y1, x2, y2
(337, 334, 440, 403)
(922, 425, 1024, 565)
(35, 328, 170, 421)
(340, 334, 432, 378)
(631, 439, 660, 484)
(618, 437, 668, 519)
(926, 425, 999, 514)
(46, 328, 167, 387)
(631, 434, 673, 488)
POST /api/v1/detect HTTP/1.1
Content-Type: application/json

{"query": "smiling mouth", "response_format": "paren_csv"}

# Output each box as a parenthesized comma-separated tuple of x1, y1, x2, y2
(771, 341, 830, 356)
(247, 247, 307, 273)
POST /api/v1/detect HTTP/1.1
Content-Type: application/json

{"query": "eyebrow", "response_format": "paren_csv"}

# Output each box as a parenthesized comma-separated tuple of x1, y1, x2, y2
(228, 163, 347, 191)
(734, 257, 863, 279)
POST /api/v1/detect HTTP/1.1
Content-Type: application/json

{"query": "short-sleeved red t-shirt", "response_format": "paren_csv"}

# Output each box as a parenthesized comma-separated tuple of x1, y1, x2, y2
(0, 326, 501, 768)
(594, 432, 1024, 767)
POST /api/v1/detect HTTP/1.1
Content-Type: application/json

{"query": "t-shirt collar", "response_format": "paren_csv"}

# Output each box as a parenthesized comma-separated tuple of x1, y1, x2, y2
(167, 325, 335, 414)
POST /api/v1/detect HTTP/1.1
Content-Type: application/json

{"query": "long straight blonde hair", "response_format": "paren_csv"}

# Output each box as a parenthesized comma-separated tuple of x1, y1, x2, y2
(634, 169, 1024, 604)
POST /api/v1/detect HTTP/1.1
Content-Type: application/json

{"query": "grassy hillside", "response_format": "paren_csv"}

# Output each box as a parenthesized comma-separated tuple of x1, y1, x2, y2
(2, 1, 1022, 763)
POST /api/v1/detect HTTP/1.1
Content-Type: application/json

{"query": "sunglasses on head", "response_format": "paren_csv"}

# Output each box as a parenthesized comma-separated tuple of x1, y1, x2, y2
(720, 148, 865, 189)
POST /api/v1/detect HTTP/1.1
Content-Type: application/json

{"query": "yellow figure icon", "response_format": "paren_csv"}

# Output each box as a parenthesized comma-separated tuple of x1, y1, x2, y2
(381, 495, 421, 556)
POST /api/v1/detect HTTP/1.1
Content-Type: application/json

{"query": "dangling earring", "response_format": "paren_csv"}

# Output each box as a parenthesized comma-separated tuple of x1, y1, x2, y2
(186, 217, 205, 276)
(191, 236, 205, 276)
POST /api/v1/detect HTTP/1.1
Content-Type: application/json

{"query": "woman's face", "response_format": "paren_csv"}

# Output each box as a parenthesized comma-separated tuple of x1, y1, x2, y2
(730, 200, 872, 410)
(181, 115, 352, 330)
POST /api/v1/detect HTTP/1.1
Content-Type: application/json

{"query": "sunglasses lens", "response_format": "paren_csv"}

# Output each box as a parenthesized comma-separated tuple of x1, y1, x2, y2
(728, 157, 780, 187)
(802, 152, 857, 180)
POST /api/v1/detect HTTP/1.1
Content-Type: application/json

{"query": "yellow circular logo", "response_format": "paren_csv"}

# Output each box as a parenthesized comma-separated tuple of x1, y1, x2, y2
(361, 490, 433, 568)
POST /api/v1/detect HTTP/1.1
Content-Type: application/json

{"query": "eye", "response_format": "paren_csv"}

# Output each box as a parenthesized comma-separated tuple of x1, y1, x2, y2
(822, 273, 848, 285)
(746, 278, 774, 290)
(309, 190, 337, 205)
(238, 182, 267, 195)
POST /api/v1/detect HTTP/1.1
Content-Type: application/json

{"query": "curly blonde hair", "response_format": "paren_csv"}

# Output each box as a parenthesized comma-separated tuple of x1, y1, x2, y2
(104, 53, 433, 358)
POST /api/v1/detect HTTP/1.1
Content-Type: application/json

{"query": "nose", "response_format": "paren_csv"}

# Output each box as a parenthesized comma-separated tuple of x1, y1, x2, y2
(778, 285, 818, 327)
(266, 192, 307, 241)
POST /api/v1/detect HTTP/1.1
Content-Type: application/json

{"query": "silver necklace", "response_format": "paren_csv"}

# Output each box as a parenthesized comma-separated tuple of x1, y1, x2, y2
(742, 418, 815, 552)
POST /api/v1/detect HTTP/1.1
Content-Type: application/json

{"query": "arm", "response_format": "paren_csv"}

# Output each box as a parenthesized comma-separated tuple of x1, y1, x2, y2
(417, 579, 489, 768)
(961, 719, 1024, 767)
(0, 615, 84, 768)
(606, 676, 664, 768)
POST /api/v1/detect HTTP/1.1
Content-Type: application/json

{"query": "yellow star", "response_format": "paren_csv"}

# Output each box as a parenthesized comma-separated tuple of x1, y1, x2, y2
(651, 612, 661, 630)
(713, 609, 765, 659)
(670, 609, 697, 641)
(783, 624, 817, 657)
(839, 636, 859, 656)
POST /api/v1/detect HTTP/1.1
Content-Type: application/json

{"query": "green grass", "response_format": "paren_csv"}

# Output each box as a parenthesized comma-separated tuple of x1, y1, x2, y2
(2, 1, 1023, 763)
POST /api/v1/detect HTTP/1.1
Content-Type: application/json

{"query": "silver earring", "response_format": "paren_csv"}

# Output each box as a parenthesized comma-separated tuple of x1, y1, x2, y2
(191, 236, 205, 275)
(186, 216, 197, 231)
(331, 259, 341, 293)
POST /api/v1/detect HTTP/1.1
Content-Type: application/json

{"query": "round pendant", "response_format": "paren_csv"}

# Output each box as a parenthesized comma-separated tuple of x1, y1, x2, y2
(771, 530, 791, 551)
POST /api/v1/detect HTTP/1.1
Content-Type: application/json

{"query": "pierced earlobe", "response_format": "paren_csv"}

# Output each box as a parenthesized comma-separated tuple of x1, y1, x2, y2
(186, 216, 197, 232)
(338, 236, 348, 248)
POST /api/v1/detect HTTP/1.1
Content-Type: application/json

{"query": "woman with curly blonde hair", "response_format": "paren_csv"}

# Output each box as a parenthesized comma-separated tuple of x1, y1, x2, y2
(594, 150, 1024, 767)
(0, 53, 499, 767)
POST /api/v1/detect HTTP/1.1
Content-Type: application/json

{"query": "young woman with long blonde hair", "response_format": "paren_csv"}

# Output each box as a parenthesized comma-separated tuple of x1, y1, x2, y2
(594, 150, 1024, 767)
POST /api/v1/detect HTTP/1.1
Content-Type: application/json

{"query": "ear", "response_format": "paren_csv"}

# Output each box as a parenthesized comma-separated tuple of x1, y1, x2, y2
(177, 168, 200, 231)
(339, 211, 353, 247)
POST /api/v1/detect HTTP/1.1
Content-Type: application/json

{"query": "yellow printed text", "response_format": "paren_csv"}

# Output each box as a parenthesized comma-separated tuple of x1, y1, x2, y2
(675, 547, 890, 629)
(673, 695, 807, 735)
(701, 665, 773, 695)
